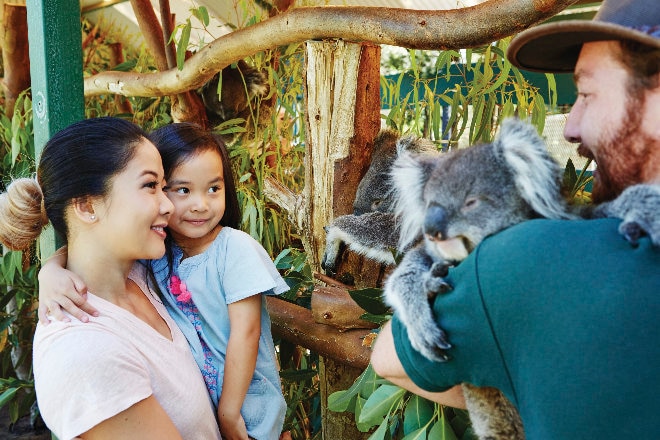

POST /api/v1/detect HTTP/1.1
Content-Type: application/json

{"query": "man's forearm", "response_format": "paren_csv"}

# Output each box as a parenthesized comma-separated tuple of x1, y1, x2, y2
(370, 320, 467, 409)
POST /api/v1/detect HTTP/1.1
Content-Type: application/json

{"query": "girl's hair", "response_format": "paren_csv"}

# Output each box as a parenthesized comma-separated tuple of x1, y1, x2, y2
(149, 122, 240, 229)
(0, 117, 148, 250)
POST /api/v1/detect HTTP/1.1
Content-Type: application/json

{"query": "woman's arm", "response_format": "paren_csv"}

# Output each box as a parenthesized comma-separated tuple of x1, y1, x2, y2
(218, 294, 262, 440)
(38, 246, 99, 323)
(82, 395, 183, 439)
(371, 320, 467, 409)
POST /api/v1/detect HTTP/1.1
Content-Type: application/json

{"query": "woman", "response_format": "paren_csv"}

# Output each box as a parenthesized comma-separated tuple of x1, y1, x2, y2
(0, 117, 220, 440)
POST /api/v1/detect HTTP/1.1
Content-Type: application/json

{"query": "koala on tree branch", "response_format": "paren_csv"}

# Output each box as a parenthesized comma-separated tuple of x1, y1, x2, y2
(322, 118, 660, 440)
(321, 129, 436, 273)
(198, 60, 269, 132)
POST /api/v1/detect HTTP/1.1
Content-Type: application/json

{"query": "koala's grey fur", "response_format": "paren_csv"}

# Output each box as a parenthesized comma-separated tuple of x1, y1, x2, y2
(385, 119, 659, 362)
(322, 118, 660, 440)
(382, 118, 660, 440)
(198, 60, 268, 130)
(321, 130, 436, 273)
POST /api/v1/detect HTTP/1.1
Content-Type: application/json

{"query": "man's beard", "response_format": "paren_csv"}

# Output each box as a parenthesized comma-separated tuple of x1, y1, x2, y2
(581, 94, 652, 204)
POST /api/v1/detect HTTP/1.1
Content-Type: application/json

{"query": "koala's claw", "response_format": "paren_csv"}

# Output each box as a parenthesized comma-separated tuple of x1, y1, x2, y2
(403, 310, 452, 362)
(425, 277, 453, 296)
(619, 221, 644, 247)
(430, 261, 451, 278)
(424, 262, 454, 295)
(408, 323, 452, 362)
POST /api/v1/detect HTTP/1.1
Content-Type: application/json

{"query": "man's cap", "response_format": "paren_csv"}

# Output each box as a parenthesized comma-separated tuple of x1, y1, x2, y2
(507, 0, 660, 73)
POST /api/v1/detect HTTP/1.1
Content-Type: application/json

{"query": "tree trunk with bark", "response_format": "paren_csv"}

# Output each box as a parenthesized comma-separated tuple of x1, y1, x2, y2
(1, 1, 30, 116)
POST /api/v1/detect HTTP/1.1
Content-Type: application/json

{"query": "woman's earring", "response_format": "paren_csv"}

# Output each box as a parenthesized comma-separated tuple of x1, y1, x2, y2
(90, 215, 96, 221)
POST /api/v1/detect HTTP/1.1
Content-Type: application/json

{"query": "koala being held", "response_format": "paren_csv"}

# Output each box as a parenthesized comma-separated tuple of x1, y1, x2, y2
(323, 118, 659, 440)
(385, 118, 659, 362)
(385, 118, 659, 440)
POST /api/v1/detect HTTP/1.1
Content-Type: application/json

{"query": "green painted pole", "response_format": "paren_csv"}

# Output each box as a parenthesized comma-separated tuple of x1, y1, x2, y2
(26, 0, 84, 257)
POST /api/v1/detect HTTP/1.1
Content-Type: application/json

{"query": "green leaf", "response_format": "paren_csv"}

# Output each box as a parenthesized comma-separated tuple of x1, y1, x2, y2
(192, 6, 210, 26)
(355, 396, 374, 432)
(403, 395, 434, 434)
(545, 72, 558, 109)
(348, 287, 389, 315)
(112, 60, 138, 72)
(359, 385, 406, 425)
(328, 364, 379, 415)
(328, 389, 357, 413)
(0, 388, 18, 407)
(0, 315, 15, 333)
(176, 20, 191, 70)
(428, 407, 459, 440)
(366, 412, 391, 440)
(402, 427, 427, 440)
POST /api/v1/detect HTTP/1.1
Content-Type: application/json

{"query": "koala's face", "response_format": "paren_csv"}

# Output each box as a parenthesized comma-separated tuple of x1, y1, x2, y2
(421, 144, 534, 262)
(353, 131, 400, 215)
(353, 157, 395, 215)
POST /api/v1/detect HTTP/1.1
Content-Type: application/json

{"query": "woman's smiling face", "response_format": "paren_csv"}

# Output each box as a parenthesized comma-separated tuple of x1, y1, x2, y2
(92, 139, 173, 261)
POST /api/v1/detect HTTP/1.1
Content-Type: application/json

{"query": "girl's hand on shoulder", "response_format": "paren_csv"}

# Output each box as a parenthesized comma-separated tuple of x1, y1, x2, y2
(38, 251, 98, 324)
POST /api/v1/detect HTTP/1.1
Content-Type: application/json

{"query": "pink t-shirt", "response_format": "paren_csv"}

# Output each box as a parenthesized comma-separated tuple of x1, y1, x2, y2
(33, 263, 221, 440)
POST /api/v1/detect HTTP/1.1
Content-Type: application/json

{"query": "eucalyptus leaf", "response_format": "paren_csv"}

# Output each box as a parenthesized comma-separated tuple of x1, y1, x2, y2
(359, 385, 406, 425)
(402, 426, 427, 440)
(176, 20, 191, 70)
(403, 395, 434, 434)
(328, 389, 357, 413)
(366, 412, 391, 440)
(428, 411, 458, 440)
(348, 287, 389, 315)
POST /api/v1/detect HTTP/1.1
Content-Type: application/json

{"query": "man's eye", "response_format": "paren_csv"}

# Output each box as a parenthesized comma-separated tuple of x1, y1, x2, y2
(176, 188, 189, 194)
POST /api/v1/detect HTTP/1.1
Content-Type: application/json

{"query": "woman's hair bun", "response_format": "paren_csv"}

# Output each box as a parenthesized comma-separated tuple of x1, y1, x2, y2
(0, 178, 49, 251)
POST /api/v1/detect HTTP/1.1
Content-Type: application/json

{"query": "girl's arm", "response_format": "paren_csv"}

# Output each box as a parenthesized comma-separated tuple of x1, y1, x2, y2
(82, 395, 183, 439)
(217, 294, 262, 440)
(38, 246, 99, 324)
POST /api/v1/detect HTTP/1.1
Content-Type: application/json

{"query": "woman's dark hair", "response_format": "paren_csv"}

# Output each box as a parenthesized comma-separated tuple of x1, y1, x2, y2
(0, 117, 148, 249)
(149, 122, 241, 229)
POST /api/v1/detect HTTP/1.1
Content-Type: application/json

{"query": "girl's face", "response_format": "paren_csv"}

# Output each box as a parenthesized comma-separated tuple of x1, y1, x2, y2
(164, 148, 226, 256)
(93, 139, 172, 261)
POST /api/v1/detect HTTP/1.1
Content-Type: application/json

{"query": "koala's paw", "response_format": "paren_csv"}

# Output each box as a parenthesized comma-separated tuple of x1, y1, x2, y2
(403, 309, 452, 362)
(424, 262, 453, 296)
(399, 300, 451, 362)
(619, 221, 644, 247)
(619, 220, 660, 247)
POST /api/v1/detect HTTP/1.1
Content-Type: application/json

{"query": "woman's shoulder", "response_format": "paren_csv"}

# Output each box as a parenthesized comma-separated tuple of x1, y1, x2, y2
(33, 317, 138, 376)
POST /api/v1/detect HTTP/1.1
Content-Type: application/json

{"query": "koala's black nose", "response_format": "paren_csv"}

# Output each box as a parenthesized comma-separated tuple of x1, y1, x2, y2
(424, 205, 448, 240)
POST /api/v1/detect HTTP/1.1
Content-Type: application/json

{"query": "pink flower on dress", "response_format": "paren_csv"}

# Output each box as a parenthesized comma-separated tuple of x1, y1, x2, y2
(169, 275, 192, 303)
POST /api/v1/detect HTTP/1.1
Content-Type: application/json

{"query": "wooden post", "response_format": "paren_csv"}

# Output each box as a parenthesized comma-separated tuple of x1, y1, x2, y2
(26, 0, 84, 257)
(303, 39, 381, 439)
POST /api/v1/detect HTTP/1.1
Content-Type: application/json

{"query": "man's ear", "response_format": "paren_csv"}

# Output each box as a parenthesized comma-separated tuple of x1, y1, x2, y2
(71, 197, 97, 223)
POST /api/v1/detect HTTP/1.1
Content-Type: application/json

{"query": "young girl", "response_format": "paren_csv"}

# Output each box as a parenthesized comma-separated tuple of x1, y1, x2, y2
(40, 123, 289, 440)
(2, 117, 221, 439)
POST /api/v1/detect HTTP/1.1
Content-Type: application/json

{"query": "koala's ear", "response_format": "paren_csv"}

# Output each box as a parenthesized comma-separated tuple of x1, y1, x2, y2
(373, 129, 400, 157)
(391, 149, 438, 250)
(395, 134, 437, 155)
(496, 118, 575, 219)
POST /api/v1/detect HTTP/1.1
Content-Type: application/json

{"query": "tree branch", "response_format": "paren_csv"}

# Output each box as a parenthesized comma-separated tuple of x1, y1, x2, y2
(84, 0, 578, 97)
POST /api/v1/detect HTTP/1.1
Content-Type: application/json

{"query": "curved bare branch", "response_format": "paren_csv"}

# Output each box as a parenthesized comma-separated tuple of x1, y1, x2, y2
(84, 0, 578, 97)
